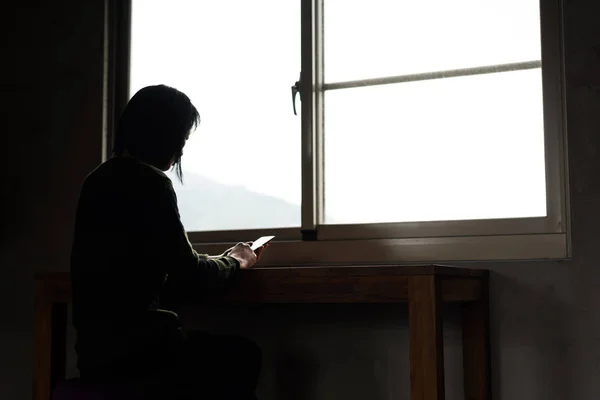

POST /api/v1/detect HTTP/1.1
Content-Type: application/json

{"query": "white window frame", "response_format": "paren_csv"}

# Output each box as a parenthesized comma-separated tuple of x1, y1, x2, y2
(110, 0, 570, 265)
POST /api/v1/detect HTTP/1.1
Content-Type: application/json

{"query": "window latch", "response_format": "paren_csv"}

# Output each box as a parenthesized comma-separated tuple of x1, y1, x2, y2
(291, 73, 302, 115)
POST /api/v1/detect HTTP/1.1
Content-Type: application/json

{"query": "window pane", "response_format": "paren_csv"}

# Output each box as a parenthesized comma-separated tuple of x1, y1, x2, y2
(324, 0, 541, 82)
(130, 0, 301, 231)
(323, 69, 547, 224)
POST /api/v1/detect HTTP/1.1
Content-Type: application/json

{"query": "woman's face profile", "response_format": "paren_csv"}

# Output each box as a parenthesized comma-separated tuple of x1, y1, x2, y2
(167, 133, 191, 170)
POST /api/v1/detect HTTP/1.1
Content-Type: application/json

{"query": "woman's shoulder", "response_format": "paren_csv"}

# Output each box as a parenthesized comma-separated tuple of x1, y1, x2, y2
(84, 157, 173, 190)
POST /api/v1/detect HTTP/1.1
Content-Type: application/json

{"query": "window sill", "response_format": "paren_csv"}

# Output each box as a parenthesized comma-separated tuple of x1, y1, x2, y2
(193, 232, 569, 266)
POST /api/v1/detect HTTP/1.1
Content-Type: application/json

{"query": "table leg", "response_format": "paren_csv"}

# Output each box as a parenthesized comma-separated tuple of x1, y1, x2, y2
(408, 275, 445, 400)
(462, 276, 491, 400)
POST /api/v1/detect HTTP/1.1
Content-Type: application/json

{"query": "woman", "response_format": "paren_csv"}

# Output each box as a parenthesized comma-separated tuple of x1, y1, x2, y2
(71, 85, 264, 399)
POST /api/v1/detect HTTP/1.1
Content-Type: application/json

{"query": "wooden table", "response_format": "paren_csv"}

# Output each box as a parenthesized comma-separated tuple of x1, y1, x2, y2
(34, 266, 490, 400)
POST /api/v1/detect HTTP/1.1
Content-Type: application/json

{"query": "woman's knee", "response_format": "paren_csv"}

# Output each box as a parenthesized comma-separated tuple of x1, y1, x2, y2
(245, 339, 262, 370)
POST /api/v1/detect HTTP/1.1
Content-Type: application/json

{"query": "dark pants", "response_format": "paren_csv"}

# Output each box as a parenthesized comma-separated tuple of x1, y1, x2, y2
(80, 330, 262, 400)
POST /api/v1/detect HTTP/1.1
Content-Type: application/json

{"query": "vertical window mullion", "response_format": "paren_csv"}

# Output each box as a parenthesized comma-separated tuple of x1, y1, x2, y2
(106, 0, 132, 160)
(315, 0, 325, 227)
(540, 0, 569, 236)
(300, 0, 323, 237)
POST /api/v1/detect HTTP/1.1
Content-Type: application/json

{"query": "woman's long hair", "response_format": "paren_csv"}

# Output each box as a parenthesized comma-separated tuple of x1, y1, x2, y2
(113, 85, 200, 182)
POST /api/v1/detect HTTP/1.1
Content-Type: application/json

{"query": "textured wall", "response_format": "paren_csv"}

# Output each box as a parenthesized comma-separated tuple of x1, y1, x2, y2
(4, 0, 600, 399)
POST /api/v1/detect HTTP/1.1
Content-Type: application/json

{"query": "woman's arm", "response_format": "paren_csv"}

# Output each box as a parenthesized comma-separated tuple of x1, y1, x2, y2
(146, 177, 240, 287)
(205, 253, 228, 260)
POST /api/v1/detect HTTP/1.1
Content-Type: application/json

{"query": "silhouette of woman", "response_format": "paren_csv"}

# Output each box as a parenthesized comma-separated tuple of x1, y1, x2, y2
(71, 85, 264, 399)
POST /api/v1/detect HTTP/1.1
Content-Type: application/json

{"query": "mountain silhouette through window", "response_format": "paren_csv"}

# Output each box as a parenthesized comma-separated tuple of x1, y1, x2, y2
(171, 170, 301, 232)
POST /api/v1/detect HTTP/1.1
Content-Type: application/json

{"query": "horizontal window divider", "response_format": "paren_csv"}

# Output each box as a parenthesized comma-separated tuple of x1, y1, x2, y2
(323, 60, 542, 91)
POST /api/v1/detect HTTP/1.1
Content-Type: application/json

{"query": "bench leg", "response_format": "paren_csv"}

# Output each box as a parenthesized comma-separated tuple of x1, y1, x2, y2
(34, 281, 67, 400)
(51, 303, 68, 392)
(408, 275, 445, 400)
(462, 277, 491, 400)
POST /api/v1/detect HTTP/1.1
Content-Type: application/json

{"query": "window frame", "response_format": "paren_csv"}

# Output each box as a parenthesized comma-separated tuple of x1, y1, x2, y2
(106, 0, 570, 265)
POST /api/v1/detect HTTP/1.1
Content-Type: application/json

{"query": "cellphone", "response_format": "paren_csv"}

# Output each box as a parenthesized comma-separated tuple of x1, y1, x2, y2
(250, 235, 275, 251)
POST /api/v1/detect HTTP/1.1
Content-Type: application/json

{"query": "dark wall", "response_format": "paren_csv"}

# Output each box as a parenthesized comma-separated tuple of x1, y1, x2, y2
(2, 2, 104, 398)
(3, 1, 600, 399)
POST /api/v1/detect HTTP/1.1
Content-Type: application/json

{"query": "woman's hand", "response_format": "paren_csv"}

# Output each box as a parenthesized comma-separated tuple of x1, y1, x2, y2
(227, 242, 271, 269)
(228, 242, 258, 269)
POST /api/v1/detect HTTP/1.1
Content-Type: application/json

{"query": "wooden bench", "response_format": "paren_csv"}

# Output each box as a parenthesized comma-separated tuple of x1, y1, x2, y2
(34, 265, 490, 400)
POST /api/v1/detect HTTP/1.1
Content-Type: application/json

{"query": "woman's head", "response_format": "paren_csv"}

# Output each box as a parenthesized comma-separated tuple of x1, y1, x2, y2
(113, 85, 200, 181)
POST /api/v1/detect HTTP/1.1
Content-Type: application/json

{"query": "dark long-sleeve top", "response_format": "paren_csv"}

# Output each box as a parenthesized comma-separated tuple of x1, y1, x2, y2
(70, 156, 239, 373)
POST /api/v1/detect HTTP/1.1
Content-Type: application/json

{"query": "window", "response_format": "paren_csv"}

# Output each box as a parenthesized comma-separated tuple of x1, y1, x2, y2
(118, 0, 569, 264)
(129, 0, 302, 232)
